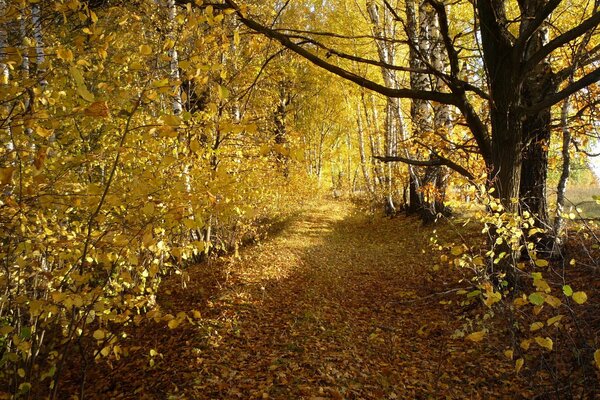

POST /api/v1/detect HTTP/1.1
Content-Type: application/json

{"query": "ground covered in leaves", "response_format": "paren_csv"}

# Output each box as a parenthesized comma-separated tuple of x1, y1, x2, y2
(67, 201, 538, 399)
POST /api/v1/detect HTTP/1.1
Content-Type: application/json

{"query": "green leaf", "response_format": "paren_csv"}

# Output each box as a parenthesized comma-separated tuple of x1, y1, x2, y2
(528, 292, 545, 306)
(562, 285, 573, 296)
(535, 259, 549, 267)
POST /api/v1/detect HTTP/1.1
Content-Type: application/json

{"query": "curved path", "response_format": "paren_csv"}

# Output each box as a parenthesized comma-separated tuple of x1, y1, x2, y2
(76, 201, 523, 399)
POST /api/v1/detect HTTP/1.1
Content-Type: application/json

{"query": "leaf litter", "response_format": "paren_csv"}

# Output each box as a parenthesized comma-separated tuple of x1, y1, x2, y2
(64, 201, 530, 399)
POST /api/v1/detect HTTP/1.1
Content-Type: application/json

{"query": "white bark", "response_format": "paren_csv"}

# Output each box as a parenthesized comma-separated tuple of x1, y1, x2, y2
(0, 0, 9, 86)
(166, 0, 183, 115)
(356, 100, 375, 195)
(31, 3, 46, 86)
(552, 94, 572, 253)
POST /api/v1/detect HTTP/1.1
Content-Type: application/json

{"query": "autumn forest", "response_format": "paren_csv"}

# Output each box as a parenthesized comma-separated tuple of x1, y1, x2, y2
(1, 0, 600, 398)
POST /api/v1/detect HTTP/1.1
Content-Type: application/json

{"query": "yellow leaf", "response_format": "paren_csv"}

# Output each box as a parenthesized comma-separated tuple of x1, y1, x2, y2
(546, 315, 563, 326)
(190, 139, 201, 153)
(530, 322, 544, 331)
(167, 319, 180, 329)
(544, 294, 562, 308)
(515, 358, 524, 374)
(69, 65, 85, 87)
(76, 85, 95, 102)
(572, 291, 587, 304)
(520, 339, 531, 351)
(513, 296, 528, 308)
(161, 114, 181, 126)
(84, 101, 110, 117)
(56, 47, 74, 62)
(594, 349, 600, 369)
(139, 44, 153, 55)
(218, 85, 229, 99)
(35, 126, 54, 139)
(0, 167, 15, 186)
(504, 349, 514, 360)
(163, 39, 175, 51)
(534, 336, 553, 351)
(0, 325, 14, 335)
(92, 329, 105, 340)
(451, 246, 464, 256)
(465, 330, 485, 342)
(533, 278, 551, 293)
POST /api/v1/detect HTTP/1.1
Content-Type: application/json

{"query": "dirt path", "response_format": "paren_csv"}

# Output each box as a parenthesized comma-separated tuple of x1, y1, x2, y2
(77, 201, 523, 399)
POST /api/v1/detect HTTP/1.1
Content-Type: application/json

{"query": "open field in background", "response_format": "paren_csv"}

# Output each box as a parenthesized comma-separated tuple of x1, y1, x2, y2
(553, 185, 600, 219)
(447, 183, 600, 220)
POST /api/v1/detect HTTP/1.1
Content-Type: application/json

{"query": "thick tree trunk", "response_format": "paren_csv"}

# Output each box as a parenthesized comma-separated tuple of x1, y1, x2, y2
(406, 0, 432, 216)
(518, 1, 556, 231)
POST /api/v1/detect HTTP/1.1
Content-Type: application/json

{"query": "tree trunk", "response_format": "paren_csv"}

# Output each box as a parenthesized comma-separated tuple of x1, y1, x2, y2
(552, 93, 572, 257)
(274, 82, 290, 177)
(519, 1, 556, 232)
(406, 0, 431, 215)
(356, 98, 375, 196)
(367, 0, 413, 215)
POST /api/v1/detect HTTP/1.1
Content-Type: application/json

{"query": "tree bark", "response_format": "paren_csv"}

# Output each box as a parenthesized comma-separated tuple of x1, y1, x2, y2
(518, 0, 556, 233)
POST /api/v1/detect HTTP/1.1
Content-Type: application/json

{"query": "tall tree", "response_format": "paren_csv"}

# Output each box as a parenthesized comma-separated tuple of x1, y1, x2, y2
(221, 0, 600, 212)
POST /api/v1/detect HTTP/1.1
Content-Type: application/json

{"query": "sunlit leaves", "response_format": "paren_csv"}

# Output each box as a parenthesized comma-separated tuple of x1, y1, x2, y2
(562, 285, 573, 296)
(572, 291, 588, 304)
(139, 44, 153, 55)
(530, 322, 544, 332)
(534, 336, 553, 351)
(515, 358, 524, 374)
(69, 65, 95, 102)
(528, 293, 545, 306)
(465, 330, 486, 342)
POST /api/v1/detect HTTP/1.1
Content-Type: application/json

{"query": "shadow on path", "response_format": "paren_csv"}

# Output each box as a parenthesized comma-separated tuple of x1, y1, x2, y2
(75, 201, 524, 399)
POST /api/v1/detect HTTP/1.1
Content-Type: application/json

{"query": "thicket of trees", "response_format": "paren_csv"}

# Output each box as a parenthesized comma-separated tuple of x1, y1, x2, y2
(0, 0, 599, 397)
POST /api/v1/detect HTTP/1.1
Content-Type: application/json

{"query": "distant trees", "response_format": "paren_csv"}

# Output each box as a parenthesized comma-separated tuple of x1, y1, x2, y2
(223, 0, 600, 230)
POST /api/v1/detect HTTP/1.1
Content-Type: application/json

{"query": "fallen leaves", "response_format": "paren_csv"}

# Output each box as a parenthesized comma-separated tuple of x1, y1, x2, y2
(465, 330, 486, 342)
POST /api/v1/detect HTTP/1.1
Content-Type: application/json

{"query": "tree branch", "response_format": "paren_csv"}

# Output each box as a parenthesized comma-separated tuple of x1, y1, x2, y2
(514, 0, 562, 56)
(425, 0, 460, 77)
(524, 67, 600, 113)
(373, 155, 475, 181)
(222, 0, 460, 105)
(523, 10, 600, 73)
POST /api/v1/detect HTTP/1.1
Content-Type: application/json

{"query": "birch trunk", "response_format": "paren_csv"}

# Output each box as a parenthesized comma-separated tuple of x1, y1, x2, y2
(552, 94, 572, 256)
(366, 1, 411, 214)
(356, 99, 375, 195)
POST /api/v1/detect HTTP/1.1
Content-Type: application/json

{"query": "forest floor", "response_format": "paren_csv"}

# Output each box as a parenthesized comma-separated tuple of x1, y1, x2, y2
(70, 201, 538, 399)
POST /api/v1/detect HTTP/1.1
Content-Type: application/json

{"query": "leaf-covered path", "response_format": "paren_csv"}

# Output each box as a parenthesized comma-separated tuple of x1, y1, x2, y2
(77, 201, 523, 399)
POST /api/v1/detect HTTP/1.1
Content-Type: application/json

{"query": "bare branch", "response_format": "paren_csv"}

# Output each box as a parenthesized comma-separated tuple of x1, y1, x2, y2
(523, 10, 600, 73)
(222, 0, 460, 105)
(525, 67, 600, 113)
(373, 155, 475, 181)
(514, 0, 562, 56)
